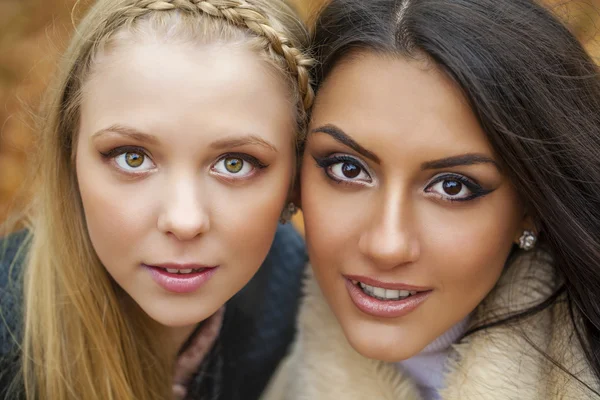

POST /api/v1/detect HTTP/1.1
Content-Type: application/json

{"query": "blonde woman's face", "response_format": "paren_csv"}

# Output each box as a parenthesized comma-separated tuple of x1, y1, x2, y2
(76, 41, 295, 328)
(301, 53, 527, 362)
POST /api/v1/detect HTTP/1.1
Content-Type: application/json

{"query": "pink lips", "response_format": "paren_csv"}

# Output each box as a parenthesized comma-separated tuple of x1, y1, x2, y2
(144, 264, 218, 294)
(344, 276, 432, 319)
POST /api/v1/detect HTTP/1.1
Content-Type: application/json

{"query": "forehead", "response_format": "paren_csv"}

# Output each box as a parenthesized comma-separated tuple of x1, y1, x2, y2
(310, 52, 494, 158)
(80, 41, 294, 146)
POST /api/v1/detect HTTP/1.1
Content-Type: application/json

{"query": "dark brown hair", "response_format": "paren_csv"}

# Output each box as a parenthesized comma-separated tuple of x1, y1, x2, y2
(311, 0, 600, 393)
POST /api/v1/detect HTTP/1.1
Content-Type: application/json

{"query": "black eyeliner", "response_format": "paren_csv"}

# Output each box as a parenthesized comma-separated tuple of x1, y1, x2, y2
(99, 145, 147, 159)
(427, 173, 493, 202)
(313, 154, 368, 172)
(221, 152, 269, 169)
(312, 154, 370, 184)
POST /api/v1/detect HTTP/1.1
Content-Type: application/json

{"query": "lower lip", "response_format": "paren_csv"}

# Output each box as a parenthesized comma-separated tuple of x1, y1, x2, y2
(145, 265, 218, 294)
(344, 278, 431, 318)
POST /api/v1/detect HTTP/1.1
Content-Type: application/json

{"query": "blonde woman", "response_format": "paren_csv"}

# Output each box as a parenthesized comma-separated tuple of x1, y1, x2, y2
(0, 0, 313, 399)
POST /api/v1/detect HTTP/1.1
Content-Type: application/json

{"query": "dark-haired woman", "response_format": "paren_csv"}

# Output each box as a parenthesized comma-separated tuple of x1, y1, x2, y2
(265, 0, 600, 398)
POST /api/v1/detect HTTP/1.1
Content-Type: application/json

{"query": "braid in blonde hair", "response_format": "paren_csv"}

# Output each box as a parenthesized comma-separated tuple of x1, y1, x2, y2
(120, 0, 314, 111)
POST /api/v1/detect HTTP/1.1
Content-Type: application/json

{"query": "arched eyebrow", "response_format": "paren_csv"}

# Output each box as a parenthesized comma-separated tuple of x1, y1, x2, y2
(92, 125, 278, 152)
(310, 124, 380, 164)
(92, 124, 160, 145)
(310, 123, 499, 171)
(210, 135, 278, 152)
(421, 154, 500, 171)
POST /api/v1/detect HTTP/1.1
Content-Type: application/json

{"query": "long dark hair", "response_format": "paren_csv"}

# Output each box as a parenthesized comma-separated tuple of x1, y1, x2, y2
(310, 0, 600, 392)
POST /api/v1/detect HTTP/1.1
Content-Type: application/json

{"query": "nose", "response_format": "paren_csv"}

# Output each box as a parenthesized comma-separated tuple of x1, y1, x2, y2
(157, 177, 210, 241)
(358, 190, 420, 270)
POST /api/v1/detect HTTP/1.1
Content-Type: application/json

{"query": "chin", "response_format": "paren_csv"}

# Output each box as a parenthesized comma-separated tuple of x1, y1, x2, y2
(341, 319, 429, 363)
(142, 304, 216, 328)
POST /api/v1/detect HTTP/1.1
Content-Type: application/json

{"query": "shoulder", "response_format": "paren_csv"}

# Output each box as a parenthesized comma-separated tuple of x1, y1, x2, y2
(0, 230, 29, 287)
(0, 231, 28, 399)
(265, 223, 306, 267)
(0, 230, 28, 352)
(445, 250, 600, 399)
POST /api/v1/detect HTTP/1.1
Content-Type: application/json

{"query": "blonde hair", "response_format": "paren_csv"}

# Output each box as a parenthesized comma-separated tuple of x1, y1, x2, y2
(15, 1, 313, 398)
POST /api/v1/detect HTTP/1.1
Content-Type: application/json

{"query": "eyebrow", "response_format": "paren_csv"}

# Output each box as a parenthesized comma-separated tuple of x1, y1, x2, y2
(421, 154, 500, 171)
(310, 124, 380, 163)
(210, 135, 278, 152)
(91, 124, 160, 145)
(310, 124, 499, 171)
(91, 125, 278, 152)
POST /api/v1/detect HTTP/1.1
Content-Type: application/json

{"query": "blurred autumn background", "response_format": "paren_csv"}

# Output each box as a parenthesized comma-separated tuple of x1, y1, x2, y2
(0, 0, 599, 232)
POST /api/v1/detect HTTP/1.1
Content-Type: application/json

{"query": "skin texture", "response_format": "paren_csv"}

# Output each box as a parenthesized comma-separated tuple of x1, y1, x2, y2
(76, 40, 295, 354)
(301, 52, 530, 362)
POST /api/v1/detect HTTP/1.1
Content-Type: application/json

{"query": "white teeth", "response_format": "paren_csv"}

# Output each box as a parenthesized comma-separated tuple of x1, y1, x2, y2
(358, 282, 415, 301)
(359, 282, 372, 294)
(351, 280, 358, 285)
(164, 268, 199, 274)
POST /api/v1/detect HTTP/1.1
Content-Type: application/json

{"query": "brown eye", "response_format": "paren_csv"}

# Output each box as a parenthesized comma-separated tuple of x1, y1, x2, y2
(426, 174, 489, 202)
(212, 155, 257, 178)
(341, 163, 360, 179)
(442, 180, 462, 196)
(125, 152, 144, 168)
(225, 157, 243, 173)
(324, 156, 371, 184)
(111, 148, 155, 172)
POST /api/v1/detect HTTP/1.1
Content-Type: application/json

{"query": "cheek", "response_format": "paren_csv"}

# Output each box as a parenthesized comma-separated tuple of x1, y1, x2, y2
(424, 189, 522, 305)
(76, 153, 155, 269)
(214, 164, 293, 265)
(301, 164, 369, 266)
(301, 163, 337, 263)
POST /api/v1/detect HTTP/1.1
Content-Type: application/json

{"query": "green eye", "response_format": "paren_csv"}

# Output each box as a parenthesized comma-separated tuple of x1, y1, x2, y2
(225, 157, 243, 173)
(125, 152, 144, 168)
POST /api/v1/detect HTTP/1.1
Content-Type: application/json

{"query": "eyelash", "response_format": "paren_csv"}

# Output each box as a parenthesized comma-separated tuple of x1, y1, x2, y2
(424, 173, 492, 202)
(313, 154, 492, 202)
(216, 152, 268, 170)
(100, 145, 149, 160)
(100, 147, 268, 177)
(313, 154, 371, 185)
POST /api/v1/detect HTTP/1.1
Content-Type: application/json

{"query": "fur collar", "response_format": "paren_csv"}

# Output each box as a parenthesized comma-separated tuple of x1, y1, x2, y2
(264, 251, 599, 399)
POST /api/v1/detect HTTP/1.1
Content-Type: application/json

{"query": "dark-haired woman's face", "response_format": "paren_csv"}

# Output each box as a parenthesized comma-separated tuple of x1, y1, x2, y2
(301, 53, 528, 361)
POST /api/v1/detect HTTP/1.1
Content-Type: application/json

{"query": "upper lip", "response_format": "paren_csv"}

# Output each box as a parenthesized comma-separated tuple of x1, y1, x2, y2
(344, 274, 431, 291)
(146, 263, 218, 270)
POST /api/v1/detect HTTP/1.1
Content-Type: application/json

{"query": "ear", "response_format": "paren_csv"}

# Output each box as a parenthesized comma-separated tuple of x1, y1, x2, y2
(513, 214, 538, 245)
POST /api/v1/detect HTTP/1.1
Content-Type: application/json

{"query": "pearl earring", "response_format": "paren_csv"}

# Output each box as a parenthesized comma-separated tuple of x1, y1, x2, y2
(518, 230, 537, 251)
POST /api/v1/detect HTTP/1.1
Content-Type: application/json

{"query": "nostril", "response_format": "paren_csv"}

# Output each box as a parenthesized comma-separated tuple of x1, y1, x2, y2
(358, 226, 419, 269)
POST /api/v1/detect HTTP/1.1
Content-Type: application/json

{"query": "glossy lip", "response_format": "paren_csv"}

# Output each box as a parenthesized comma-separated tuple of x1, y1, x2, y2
(144, 263, 218, 294)
(343, 274, 431, 291)
(344, 277, 432, 319)
(153, 263, 217, 270)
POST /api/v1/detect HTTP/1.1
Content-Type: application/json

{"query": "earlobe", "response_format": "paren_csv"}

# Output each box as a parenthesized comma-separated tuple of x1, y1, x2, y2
(279, 179, 301, 224)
